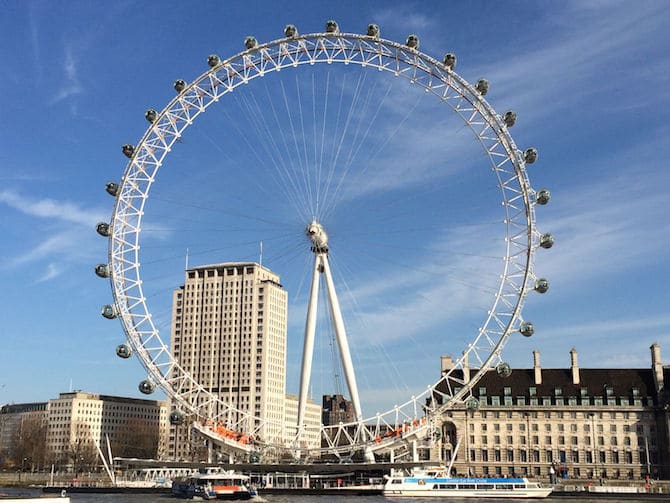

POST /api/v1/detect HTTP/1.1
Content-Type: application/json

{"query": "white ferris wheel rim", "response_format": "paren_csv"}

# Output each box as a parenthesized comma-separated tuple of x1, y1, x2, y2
(105, 29, 544, 455)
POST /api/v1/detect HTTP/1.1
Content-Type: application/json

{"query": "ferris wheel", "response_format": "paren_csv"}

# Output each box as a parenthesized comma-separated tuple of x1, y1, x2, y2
(96, 21, 553, 461)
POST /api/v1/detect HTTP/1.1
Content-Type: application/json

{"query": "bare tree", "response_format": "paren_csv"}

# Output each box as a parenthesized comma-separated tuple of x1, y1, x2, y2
(113, 417, 159, 459)
(11, 415, 47, 471)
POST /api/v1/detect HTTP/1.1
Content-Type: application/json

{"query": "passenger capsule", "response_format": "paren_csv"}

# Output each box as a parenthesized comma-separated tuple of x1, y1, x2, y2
(534, 278, 549, 293)
(475, 79, 489, 96)
(207, 54, 221, 68)
(101, 304, 117, 320)
(139, 379, 156, 395)
(96, 222, 111, 237)
(116, 343, 132, 359)
(464, 397, 480, 411)
(105, 182, 119, 197)
(406, 34, 419, 49)
(145, 109, 157, 123)
(94, 264, 110, 278)
(496, 362, 512, 378)
(366, 24, 379, 38)
(443, 53, 457, 68)
(502, 110, 517, 127)
(174, 79, 186, 93)
(121, 144, 135, 158)
(284, 24, 298, 37)
(539, 233, 554, 249)
(536, 189, 551, 205)
(519, 321, 535, 337)
(244, 36, 258, 50)
(169, 410, 186, 425)
(325, 20, 339, 33)
(524, 147, 538, 164)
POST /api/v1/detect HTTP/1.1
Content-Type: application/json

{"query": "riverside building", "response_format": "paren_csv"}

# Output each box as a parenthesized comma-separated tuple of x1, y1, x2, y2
(433, 344, 670, 480)
(168, 262, 321, 460)
(45, 391, 168, 461)
(1, 392, 167, 467)
(0, 402, 47, 465)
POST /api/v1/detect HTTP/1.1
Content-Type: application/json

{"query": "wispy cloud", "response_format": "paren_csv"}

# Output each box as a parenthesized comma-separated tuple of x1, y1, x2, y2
(0, 189, 107, 227)
(35, 263, 66, 283)
(51, 47, 83, 106)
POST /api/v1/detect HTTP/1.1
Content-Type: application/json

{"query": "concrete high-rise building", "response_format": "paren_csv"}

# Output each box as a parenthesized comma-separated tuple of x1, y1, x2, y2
(170, 262, 323, 459)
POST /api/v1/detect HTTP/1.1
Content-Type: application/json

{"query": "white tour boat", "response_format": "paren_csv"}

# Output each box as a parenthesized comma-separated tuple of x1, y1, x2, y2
(383, 467, 552, 499)
(171, 469, 257, 500)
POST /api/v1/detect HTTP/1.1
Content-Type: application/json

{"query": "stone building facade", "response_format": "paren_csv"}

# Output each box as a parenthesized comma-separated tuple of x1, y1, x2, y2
(432, 345, 670, 480)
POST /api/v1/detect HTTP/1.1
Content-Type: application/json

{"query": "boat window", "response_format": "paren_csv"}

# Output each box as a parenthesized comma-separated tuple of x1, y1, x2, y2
(477, 484, 494, 490)
(459, 484, 476, 490)
(514, 484, 526, 489)
(495, 484, 514, 490)
(391, 479, 402, 484)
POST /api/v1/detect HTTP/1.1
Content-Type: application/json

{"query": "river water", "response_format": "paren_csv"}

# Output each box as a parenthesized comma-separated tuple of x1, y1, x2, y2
(0, 487, 664, 503)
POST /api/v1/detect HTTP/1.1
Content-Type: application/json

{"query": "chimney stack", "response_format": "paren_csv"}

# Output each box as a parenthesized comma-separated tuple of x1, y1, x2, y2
(533, 349, 542, 385)
(462, 351, 470, 384)
(441, 355, 454, 374)
(570, 348, 580, 385)
(651, 343, 664, 393)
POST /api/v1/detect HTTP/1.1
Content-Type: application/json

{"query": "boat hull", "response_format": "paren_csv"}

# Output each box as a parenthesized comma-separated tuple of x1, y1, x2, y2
(384, 487, 552, 498)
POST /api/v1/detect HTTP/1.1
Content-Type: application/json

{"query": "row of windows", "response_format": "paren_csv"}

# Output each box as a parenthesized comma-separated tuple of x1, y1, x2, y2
(472, 422, 648, 434)
(475, 410, 647, 420)
(463, 447, 652, 465)
(479, 386, 642, 398)
(470, 434, 648, 447)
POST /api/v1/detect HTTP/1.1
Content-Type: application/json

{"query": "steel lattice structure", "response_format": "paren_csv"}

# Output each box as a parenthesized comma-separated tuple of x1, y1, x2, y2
(97, 25, 552, 460)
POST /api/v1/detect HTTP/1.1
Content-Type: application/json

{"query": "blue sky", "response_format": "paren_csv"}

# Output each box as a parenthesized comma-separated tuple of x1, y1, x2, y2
(1, 1, 669, 418)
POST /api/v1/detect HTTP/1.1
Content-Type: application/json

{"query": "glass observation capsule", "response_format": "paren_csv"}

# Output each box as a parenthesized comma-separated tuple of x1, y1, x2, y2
(116, 343, 132, 359)
(524, 147, 538, 164)
(101, 304, 117, 319)
(496, 362, 512, 378)
(121, 144, 135, 158)
(406, 34, 419, 49)
(96, 222, 111, 237)
(325, 20, 339, 33)
(475, 79, 489, 96)
(145, 109, 157, 123)
(536, 189, 551, 205)
(367, 24, 379, 37)
(139, 379, 156, 395)
(284, 24, 298, 37)
(207, 54, 221, 68)
(534, 278, 549, 293)
(539, 233, 554, 249)
(465, 397, 480, 411)
(502, 110, 517, 127)
(169, 410, 186, 425)
(519, 321, 535, 337)
(94, 264, 109, 278)
(443, 53, 457, 68)
(245, 36, 258, 50)
(174, 79, 186, 93)
(105, 182, 119, 197)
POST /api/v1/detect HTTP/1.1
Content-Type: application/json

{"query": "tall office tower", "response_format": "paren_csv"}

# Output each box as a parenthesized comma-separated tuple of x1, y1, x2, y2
(169, 262, 288, 459)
